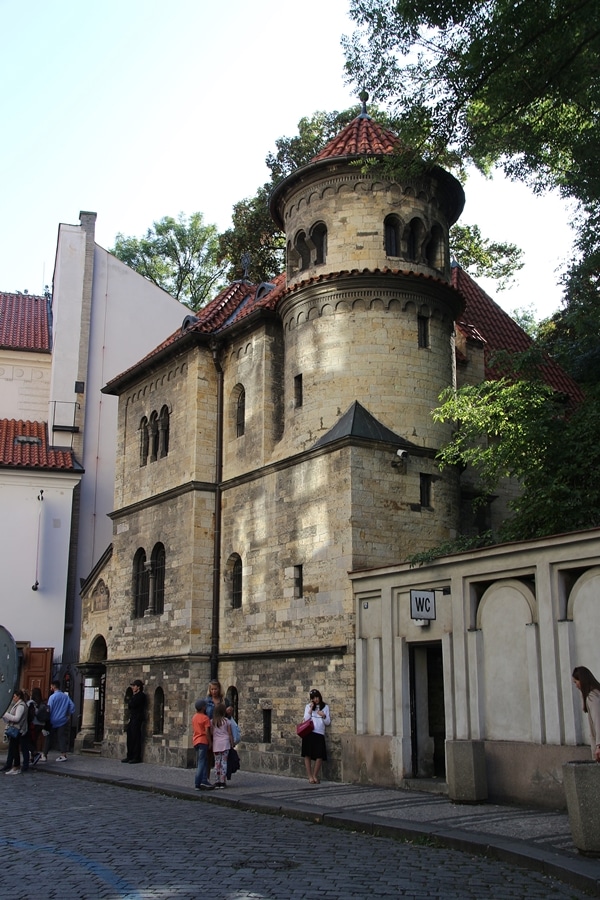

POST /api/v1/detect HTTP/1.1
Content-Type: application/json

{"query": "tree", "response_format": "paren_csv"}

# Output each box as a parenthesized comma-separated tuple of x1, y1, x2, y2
(431, 354, 600, 541)
(112, 212, 226, 311)
(343, 0, 600, 205)
(450, 224, 523, 292)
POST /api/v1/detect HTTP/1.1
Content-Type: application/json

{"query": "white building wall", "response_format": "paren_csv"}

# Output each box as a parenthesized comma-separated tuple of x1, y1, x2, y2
(0, 349, 51, 420)
(0, 470, 80, 656)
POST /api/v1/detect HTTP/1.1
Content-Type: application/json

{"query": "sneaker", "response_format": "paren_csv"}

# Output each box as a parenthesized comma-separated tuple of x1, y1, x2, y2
(5, 767, 20, 775)
(32, 753, 42, 766)
(200, 782, 214, 790)
(121, 758, 130, 763)
(38, 755, 47, 763)
(56, 755, 67, 762)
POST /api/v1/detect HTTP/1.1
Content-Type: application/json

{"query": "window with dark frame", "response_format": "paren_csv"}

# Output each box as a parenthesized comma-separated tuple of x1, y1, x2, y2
(151, 543, 165, 615)
(236, 389, 245, 437)
(384, 214, 401, 257)
(232, 555, 242, 608)
(420, 473, 433, 509)
(262, 708, 272, 743)
(293, 564, 303, 598)
(418, 315, 430, 348)
(133, 548, 149, 618)
(294, 374, 303, 408)
(140, 417, 149, 466)
(153, 687, 165, 734)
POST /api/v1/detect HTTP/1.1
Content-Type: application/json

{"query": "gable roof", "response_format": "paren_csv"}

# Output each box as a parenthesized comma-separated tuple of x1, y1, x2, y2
(0, 420, 79, 470)
(453, 264, 583, 402)
(312, 401, 417, 450)
(0, 292, 51, 352)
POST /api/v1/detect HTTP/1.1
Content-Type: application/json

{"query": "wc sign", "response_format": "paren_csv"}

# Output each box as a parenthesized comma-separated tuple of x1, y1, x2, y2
(410, 589, 436, 621)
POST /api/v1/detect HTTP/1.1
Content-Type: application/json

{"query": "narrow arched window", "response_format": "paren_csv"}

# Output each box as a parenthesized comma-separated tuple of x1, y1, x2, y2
(236, 389, 245, 438)
(310, 222, 327, 265)
(405, 218, 425, 262)
(133, 548, 149, 618)
(158, 405, 170, 458)
(384, 215, 401, 257)
(149, 411, 159, 462)
(425, 223, 445, 271)
(153, 687, 164, 735)
(294, 231, 311, 271)
(151, 542, 166, 615)
(140, 417, 149, 466)
(231, 554, 242, 608)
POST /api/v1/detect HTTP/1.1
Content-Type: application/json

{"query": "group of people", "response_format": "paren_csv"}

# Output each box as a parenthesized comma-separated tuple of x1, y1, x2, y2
(2, 680, 75, 774)
(192, 679, 239, 789)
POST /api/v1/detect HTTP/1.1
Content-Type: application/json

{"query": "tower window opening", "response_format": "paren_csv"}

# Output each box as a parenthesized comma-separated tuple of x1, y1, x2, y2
(384, 215, 401, 257)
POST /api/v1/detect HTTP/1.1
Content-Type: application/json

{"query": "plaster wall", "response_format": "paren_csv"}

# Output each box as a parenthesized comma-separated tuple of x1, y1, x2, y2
(0, 349, 51, 420)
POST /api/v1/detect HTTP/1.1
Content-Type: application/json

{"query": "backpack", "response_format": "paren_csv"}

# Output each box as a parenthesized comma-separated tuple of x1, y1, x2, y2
(34, 702, 50, 727)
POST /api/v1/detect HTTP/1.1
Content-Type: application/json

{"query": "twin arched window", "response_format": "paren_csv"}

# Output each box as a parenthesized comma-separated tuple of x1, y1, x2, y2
(384, 216, 444, 271)
(288, 222, 328, 276)
(140, 405, 170, 466)
(133, 543, 166, 618)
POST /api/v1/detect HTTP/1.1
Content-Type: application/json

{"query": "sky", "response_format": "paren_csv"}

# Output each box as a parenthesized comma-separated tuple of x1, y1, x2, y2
(1, 0, 575, 319)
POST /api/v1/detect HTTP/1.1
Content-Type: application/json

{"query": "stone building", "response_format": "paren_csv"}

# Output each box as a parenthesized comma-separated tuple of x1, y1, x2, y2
(78, 107, 582, 791)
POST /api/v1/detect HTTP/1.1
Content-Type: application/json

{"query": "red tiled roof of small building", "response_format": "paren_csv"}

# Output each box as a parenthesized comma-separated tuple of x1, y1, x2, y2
(453, 264, 583, 402)
(311, 115, 404, 162)
(0, 292, 50, 351)
(0, 419, 76, 469)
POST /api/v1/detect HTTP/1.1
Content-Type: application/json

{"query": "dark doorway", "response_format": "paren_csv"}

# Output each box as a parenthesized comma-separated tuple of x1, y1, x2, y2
(409, 642, 446, 778)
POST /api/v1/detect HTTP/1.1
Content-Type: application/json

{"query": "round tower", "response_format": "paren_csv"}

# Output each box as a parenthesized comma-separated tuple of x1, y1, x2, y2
(269, 97, 465, 456)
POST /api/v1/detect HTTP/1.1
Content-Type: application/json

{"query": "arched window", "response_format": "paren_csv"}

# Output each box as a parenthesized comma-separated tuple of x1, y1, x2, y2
(149, 411, 159, 462)
(294, 231, 311, 271)
(158, 405, 170, 458)
(133, 548, 149, 618)
(153, 687, 165, 735)
(151, 543, 165, 615)
(236, 389, 245, 438)
(425, 223, 445, 271)
(384, 215, 401, 257)
(310, 222, 327, 265)
(405, 218, 425, 262)
(229, 553, 243, 608)
(140, 417, 149, 466)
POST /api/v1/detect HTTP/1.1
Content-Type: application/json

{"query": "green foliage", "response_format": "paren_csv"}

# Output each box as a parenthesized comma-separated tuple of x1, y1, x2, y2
(408, 532, 495, 568)
(218, 186, 285, 284)
(344, 0, 600, 206)
(432, 363, 600, 541)
(111, 212, 226, 312)
(450, 224, 523, 291)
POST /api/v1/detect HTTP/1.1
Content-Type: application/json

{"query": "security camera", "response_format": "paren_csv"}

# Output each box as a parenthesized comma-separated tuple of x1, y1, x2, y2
(396, 449, 409, 460)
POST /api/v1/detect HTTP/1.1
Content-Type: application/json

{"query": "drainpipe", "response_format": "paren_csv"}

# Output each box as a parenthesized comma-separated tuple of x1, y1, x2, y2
(210, 342, 224, 681)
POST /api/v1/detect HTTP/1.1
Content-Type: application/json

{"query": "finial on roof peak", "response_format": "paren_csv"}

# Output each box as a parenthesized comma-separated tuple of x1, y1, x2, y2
(358, 90, 370, 119)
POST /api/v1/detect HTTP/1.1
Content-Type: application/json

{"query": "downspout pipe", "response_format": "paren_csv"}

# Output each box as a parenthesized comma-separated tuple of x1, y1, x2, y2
(210, 342, 224, 681)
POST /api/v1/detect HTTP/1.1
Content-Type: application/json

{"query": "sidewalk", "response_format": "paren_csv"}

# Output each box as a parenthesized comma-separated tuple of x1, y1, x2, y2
(38, 753, 600, 895)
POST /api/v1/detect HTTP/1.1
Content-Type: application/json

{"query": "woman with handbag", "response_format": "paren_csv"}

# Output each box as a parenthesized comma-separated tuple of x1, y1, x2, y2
(301, 688, 330, 784)
(2, 689, 28, 774)
(572, 666, 600, 761)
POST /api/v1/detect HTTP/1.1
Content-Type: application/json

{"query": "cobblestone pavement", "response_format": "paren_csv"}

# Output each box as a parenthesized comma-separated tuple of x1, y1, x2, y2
(0, 774, 593, 899)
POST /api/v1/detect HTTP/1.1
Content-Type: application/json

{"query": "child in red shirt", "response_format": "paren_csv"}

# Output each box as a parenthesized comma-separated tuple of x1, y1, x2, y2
(192, 698, 212, 789)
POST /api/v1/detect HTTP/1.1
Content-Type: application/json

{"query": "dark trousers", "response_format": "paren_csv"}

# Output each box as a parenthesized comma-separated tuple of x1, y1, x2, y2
(126, 719, 144, 762)
(4, 735, 21, 769)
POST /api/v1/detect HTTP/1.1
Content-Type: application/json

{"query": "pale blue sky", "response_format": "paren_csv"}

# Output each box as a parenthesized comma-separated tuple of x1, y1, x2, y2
(1, 0, 573, 318)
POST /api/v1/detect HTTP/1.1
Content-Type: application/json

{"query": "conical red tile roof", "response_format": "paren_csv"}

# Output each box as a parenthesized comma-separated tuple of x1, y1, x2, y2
(311, 115, 403, 162)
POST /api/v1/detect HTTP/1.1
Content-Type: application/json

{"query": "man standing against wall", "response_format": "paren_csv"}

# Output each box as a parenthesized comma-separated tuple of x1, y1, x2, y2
(123, 679, 147, 764)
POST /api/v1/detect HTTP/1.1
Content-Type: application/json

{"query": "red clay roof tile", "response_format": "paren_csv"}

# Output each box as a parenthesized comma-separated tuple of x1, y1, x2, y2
(0, 292, 50, 351)
(453, 264, 583, 402)
(0, 419, 76, 470)
(311, 116, 404, 162)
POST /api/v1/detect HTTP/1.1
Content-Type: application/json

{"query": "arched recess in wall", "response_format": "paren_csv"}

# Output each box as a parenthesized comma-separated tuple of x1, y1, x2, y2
(294, 230, 311, 271)
(476, 579, 537, 742)
(310, 222, 327, 265)
(89, 634, 107, 663)
(158, 405, 170, 458)
(149, 411, 159, 462)
(226, 553, 243, 608)
(231, 384, 246, 439)
(151, 542, 166, 615)
(227, 685, 239, 722)
(133, 548, 149, 618)
(404, 217, 426, 263)
(153, 687, 165, 735)
(567, 567, 600, 676)
(140, 416, 149, 466)
(425, 223, 445, 271)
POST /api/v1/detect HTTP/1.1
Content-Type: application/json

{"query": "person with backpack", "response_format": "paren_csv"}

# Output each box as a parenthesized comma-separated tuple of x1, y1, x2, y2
(31, 687, 49, 764)
(45, 680, 75, 762)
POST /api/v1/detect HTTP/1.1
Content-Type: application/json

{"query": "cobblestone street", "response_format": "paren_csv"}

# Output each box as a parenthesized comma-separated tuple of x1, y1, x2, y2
(0, 774, 592, 899)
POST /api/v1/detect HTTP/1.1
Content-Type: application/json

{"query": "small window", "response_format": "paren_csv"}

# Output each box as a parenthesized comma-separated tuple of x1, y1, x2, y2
(140, 417, 149, 467)
(405, 218, 424, 262)
(310, 222, 327, 265)
(231, 555, 242, 608)
(418, 315, 430, 349)
(149, 411, 159, 462)
(294, 231, 311, 271)
(153, 687, 164, 735)
(384, 215, 401, 257)
(151, 542, 165, 615)
(158, 405, 170, 458)
(293, 564, 303, 599)
(420, 473, 433, 509)
(294, 374, 303, 408)
(133, 548, 149, 618)
(236, 389, 245, 438)
(263, 708, 272, 743)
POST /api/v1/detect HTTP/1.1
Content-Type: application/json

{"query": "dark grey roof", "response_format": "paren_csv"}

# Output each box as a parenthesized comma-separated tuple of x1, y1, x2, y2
(312, 401, 414, 450)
